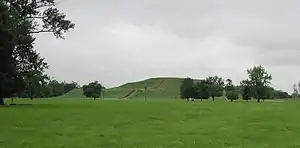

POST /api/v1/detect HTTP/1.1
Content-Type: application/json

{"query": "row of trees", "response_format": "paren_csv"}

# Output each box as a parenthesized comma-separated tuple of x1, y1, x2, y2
(180, 65, 291, 102)
(15, 78, 79, 99)
(0, 0, 75, 105)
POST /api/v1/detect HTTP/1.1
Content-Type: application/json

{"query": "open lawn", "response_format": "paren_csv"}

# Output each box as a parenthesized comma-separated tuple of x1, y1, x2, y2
(1, 99, 300, 148)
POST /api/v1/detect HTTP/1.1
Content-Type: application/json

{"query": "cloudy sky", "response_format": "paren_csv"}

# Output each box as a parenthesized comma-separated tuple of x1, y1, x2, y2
(34, 0, 300, 93)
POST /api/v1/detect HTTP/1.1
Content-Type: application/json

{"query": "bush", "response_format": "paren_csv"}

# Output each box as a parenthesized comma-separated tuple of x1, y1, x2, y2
(226, 91, 239, 102)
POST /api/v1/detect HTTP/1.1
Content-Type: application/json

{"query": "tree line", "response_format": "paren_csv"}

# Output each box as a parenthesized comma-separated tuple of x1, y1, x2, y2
(180, 65, 291, 102)
(15, 75, 79, 99)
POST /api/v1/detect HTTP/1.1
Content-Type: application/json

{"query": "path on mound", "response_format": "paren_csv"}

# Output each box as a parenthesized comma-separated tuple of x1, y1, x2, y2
(121, 89, 137, 99)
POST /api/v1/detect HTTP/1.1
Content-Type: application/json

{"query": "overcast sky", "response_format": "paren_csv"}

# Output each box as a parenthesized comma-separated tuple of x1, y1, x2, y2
(34, 0, 300, 93)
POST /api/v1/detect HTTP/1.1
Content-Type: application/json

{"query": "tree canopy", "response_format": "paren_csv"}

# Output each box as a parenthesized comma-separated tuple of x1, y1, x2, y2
(0, 0, 74, 105)
(206, 76, 224, 101)
(82, 81, 103, 100)
(245, 65, 272, 102)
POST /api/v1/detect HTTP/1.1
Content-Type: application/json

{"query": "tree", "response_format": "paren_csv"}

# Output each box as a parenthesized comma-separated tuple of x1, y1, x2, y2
(0, 0, 74, 105)
(226, 90, 239, 102)
(292, 84, 299, 99)
(246, 65, 272, 102)
(195, 80, 210, 101)
(225, 79, 239, 102)
(82, 81, 103, 100)
(206, 76, 224, 101)
(240, 80, 251, 101)
(180, 78, 195, 99)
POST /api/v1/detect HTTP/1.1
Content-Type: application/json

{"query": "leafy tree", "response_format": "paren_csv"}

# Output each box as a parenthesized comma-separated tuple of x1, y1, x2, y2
(180, 78, 195, 99)
(242, 85, 251, 101)
(206, 76, 224, 101)
(83, 81, 103, 100)
(292, 84, 299, 99)
(246, 65, 272, 102)
(0, 0, 74, 105)
(240, 80, 251, 101)
(226, 90, 239, 102)
(225, 79, 239, 101)
(195, 80, 210, 101)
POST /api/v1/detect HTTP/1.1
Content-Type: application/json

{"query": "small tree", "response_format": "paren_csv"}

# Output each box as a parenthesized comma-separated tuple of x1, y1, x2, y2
(225, 79, 239, 102)
(226, 90, 239, 102)
(240, 80, 251, 101)
(82, 81, 102, 100)
(242, 85, 251, 101)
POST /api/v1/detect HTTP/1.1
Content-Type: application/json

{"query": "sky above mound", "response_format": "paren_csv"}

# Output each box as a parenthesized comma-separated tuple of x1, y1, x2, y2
(34, 0, 300, 93)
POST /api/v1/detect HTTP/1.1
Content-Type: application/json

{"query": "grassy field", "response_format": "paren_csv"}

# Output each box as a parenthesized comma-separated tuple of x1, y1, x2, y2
(1, 99, 300, 148)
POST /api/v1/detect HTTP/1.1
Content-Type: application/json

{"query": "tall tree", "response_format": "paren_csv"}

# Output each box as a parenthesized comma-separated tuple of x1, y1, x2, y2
(206, 76, 224, 101)
(195, 80, 210, 101)
(246, 65, 272, 102)
(180, 78, 195, 99)
(292, 84, 299, 99)
(0, 0, 74, 105)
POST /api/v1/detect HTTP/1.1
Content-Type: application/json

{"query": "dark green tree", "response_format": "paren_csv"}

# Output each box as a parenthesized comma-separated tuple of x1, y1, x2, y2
(195, 80, 210, 101)
(246, 65, 272, 102)
(82, 81, 103, 100)
(0, 0, 74, 105)
(206, 76, 224, 101)
(225, 79, 239, 102)
(180, 77, 195, 99)
(241, 80, 251, 101)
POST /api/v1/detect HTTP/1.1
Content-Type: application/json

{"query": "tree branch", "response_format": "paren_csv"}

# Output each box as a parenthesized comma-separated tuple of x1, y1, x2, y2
(30, 29, 53, 34)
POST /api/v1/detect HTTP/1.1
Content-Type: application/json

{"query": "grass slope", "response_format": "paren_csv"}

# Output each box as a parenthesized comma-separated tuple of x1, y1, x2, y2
(66, 77, 187, 99)
(1, 99, 300, 147)
(105, 78, 183, 99)
(59, 88, 84, 99)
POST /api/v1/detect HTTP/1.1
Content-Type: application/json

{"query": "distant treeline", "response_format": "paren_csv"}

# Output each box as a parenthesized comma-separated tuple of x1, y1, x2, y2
(14, 75, 79, 99)
(180, 65, 291, 102)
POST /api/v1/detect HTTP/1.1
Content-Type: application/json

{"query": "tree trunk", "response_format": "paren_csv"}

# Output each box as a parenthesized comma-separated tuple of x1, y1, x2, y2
(201, 99, 203, 102)
(257, 98, 260, 103)
(212, 96, 215, 102)
(93, 97, 96, 100)
(231, 99, 233, 102)
(0, 98, 4, 105)
(11, 97, 14, 105)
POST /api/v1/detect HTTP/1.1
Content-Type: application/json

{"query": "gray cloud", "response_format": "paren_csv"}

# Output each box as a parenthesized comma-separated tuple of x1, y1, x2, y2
(34, 0, 300, 93)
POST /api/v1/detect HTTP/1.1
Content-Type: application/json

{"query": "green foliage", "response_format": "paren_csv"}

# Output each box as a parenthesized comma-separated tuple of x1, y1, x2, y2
(15, 77, 78, 99)
(206, 76, 224, 101)
(272, 90, 291, 99)
(242, 85, 251, 101)
(225, 79, 239, 101)
(240, 79, 252, 101)
(246, 65, 272, 102)
(82, 81, 103, 100)
(180, 77, 194, 99)
(195, 80, 210, 101)
(226, 91, 239, 102)
(0, 0, 74, 104)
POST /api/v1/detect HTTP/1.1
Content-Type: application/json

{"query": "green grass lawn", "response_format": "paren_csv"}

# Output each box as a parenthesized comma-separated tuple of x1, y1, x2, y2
(1, 99, 300, 148)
